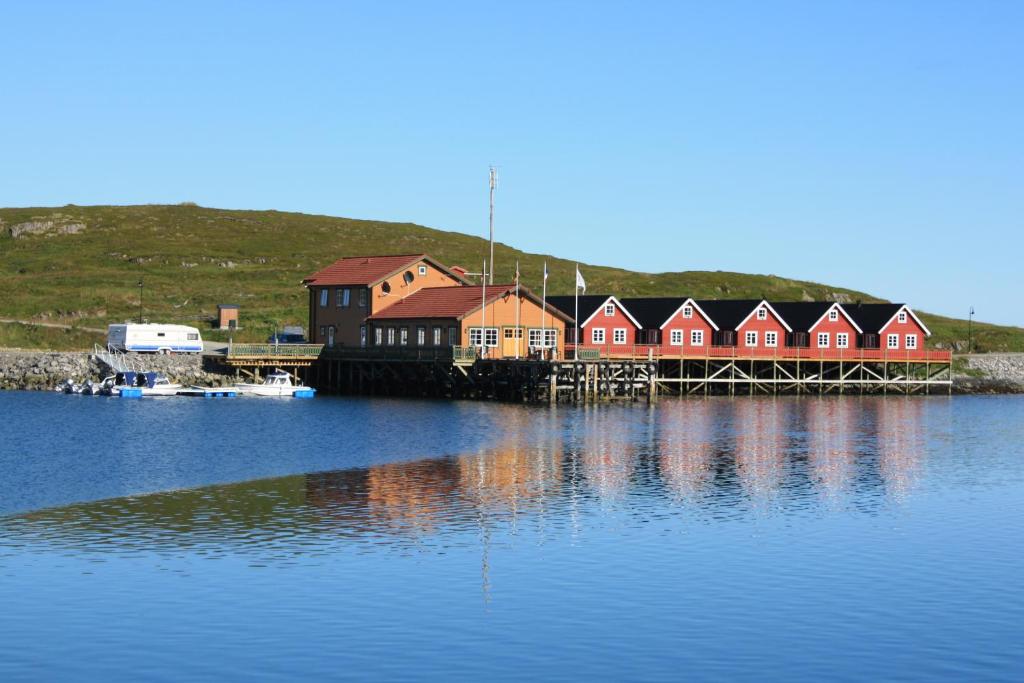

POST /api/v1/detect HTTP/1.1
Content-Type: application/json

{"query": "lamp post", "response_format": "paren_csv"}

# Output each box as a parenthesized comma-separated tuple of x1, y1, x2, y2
(968, 306, 974, 353)
(137, 280, 144, 324)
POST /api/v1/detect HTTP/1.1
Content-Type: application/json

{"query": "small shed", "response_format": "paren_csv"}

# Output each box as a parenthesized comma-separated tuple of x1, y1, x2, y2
(217, 304, 239, 330)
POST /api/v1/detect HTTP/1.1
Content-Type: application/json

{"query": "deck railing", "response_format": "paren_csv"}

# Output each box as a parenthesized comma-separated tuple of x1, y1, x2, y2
(227, 343, 325, 359)
(565, 344, 952, 363)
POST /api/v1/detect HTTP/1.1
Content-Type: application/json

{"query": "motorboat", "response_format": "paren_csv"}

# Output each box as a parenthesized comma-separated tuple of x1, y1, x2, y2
(234, 369, 316, 398)
(99, 371, 183, 397)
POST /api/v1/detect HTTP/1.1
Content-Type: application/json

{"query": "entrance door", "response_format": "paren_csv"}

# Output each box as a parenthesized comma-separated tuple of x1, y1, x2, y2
(502, 327, 523, 358)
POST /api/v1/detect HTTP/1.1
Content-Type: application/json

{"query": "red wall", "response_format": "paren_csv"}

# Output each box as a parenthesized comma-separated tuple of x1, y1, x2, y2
(581, 302, 640, 354)
(736, 305, 788, 351)
(808, 309, 859, 350)
(660, 306, 714, 354)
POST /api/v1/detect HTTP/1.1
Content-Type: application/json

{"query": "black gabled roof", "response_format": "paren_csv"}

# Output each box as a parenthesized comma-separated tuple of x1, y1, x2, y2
(618, 297, 689, 329)
(770, 302, 834, 333)
(547, 295, 612, 325)
(844, 303, 904, 334)
(693, 299, 763, 331)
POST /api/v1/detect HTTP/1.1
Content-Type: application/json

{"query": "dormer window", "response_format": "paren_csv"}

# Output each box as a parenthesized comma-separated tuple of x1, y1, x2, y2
(757, 307, 767, 320)
(828, 309, 838, 322)
(898, 310, 907, 324)
(682, 306, 693, 319)
(604, 304, 615, 317)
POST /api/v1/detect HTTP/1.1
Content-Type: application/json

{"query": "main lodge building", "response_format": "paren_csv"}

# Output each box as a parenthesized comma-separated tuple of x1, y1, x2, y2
(304, 253, 938, 362)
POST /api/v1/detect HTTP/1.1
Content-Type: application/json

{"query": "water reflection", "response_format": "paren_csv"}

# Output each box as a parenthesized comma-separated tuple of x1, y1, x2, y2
(0, 397, 942, 562)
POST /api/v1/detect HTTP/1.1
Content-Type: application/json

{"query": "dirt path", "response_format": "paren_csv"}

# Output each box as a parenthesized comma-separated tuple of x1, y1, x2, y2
(0, 318, 106, 333)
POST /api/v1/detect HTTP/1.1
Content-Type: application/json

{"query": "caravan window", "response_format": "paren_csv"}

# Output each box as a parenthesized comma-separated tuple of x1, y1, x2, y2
(187, 333, 199, 340)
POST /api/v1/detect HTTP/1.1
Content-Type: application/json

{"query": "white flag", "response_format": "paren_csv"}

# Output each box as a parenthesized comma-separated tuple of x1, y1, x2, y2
(543, 261, 548, 281)
(576, 266, 586, 294)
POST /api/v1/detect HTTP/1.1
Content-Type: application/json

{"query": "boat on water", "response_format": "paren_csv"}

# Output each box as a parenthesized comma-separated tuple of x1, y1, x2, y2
(234, 369, 316, 398)
(98, 371, 184, 397)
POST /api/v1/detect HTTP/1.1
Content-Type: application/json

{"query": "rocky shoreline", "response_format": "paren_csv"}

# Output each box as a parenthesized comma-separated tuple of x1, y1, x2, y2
(0, 349, 233, 391)
(951, 353, 1024, 394)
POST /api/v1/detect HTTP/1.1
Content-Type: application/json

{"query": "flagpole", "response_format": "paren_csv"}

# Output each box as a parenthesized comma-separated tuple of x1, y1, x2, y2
(515, 260, 520, 359)
(480, 259, 487, 358)
(574, 263, 579, 361)
(541, 261, 547, 360)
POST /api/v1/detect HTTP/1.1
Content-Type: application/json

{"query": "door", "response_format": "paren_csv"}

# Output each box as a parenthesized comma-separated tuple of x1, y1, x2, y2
(502, 327, 523, 358)
(327, 326, 335, 348)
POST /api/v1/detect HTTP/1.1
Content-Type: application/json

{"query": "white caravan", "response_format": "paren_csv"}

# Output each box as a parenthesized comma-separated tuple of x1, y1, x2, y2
(107, 324, 203, 354)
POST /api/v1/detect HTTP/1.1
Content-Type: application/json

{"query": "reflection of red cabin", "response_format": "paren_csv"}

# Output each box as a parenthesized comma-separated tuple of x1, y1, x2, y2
(548, 295, 642, 355)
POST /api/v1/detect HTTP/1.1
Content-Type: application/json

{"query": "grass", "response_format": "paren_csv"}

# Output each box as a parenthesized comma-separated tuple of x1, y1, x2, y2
(1, 203, 1022, 352)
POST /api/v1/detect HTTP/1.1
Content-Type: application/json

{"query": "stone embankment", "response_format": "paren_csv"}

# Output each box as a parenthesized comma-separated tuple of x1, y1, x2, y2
(0, 350, 232, 391)
(953, 353, 1024, 394)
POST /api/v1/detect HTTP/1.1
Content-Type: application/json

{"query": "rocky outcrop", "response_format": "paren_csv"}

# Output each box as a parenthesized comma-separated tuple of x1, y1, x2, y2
(952, 353, 1024, 394)
(7, 215, 86, 239)
(0, 350, 232, 390)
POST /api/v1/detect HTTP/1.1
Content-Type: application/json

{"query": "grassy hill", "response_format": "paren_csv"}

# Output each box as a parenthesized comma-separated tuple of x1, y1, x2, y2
(0, 203, 1019, 352)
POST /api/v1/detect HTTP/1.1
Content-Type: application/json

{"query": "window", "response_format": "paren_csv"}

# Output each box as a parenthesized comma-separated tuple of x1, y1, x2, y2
(360, 325, 367, 347)
(887, 333, 899, 349)
(613, 328, 627, 344)
(418, 265, 427, 276)
(433, 327, 442, 346)
(319, 325, 325, 337)
(592, 328, 606, 344)
(828, 309, 838, 322)
(327, 326, 335, 347)
(682, 306, 693, 319)
(469, 328, 499, 347)
(745, 331, 758, 346)
(400, 327, 409, 345)
(187, 333, 199, 340)
(375, 327, 383, 346)
(416, 326, 426, 346)
(387, 327, 396, 346)
(670, 329, 683, 346)
(157, 332, 166, 337)
(817, 332, 829, 348)
(691, 330, 704, 346)
(906, 334, 918, 349)
(358, 289, 367, 308)
(528, 328, 557, 348)
(898, 310, 907, 324)
(837, 333, 849, 349)
(765, 331, 778, 347)
(757, 307, 767, 320)
(319, 289, 328, 307)
(604, 304, 615, 317)
(448, 326, 458, 346)
(338, 288, 350, 308)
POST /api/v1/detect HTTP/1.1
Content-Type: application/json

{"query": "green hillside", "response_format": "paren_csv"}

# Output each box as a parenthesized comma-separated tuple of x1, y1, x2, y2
(0, 204, 1019, 352)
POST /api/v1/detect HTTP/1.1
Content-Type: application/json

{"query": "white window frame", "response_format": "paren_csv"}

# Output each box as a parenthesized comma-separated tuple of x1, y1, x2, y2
(469, 327, 499, 348)
(765, 331, 778, 348)
(418, 265, 427, 276)
(828, 309, 838, 322)
(682, 306, 693, 319)
(360, 325, 367, 347)
(905, 334, 917, 349)
(358, 289, 367, 308)
(670, 329, 683, 346)
(604, 304, 615, 317)
(745, 331, 758, 346)
(817, 332, 829, 348)
(836, 333, 849, 349)
(433, 327, 442, 346)
(613, 328, 627, 345)
(592, 327, 606, 344)
(416, 326, 426, 346)
(448, 326, 458, 346)
(319, 289, 328, 307)
(756, 307, 767, 320)
(690, 330, 704, 346)
(898, 311, 907, 324)
(887, 333, 900, 349)
(374, 327, 383, 346)
(341, 288, 351, 308)
(529, 328, 556, 348)
(387, 327, 396, 346)
(400, 327, 409, 346)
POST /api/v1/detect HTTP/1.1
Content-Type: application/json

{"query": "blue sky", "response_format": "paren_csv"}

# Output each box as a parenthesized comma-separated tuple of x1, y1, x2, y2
(2, 1, 1021, 325)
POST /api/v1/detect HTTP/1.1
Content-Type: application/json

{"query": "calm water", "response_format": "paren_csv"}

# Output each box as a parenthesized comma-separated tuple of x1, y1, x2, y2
(1, 392, 1022, 681)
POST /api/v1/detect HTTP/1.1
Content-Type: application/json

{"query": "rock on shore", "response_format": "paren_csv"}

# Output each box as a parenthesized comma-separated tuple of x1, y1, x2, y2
(952, 353, 1024, 394)
(0, 350, 232, 391)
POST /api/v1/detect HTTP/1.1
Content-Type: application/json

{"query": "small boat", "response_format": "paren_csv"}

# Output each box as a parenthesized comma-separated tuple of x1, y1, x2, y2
(234, 369, 316, 398)
(100, 371, 183, 397)
(59, 379, 81, 394)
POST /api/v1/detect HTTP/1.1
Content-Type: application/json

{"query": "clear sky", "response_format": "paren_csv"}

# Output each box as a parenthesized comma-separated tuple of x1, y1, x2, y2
(2, 1, 1021, 325)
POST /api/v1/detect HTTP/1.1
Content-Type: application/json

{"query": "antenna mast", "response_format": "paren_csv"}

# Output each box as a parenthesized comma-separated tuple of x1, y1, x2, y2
(488, 166, 497, 285)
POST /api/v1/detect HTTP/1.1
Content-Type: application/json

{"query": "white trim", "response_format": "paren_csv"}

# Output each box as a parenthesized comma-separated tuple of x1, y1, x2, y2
(591, 327, 606, 344)
(836, 332, 849, 349)
(817, 332, 829, 348)
(887, 333, 900, 349)
(612, 328, 628, 344)
(744, 330, 758, 347)
(670, 329, 684, 346)
(690, 329, 704, 346)
(880, 305, 932, 337)
(580, 296, 642, 329)
(735, 300, 794, 333)
(905, 333, 918, 349)
(658, 298, 720, 331)
(765, 331, 778, 348)
(808, 303, 864, 334)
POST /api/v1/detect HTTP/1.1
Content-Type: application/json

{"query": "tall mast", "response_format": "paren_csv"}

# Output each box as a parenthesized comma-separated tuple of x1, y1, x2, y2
(488, 166, 497, 285)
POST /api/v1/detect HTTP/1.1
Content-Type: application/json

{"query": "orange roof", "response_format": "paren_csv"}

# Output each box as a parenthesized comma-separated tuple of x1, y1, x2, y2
(304, 254, 433, 286)
(368, 284, 574, 322)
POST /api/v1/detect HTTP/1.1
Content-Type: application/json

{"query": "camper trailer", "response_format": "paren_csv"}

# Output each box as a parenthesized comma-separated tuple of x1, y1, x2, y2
(107, 324, 203, 354)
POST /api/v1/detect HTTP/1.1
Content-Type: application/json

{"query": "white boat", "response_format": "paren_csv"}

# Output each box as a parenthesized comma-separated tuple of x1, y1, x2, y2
(234, 369, 316, 398)
(102, 371, 183, 397)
